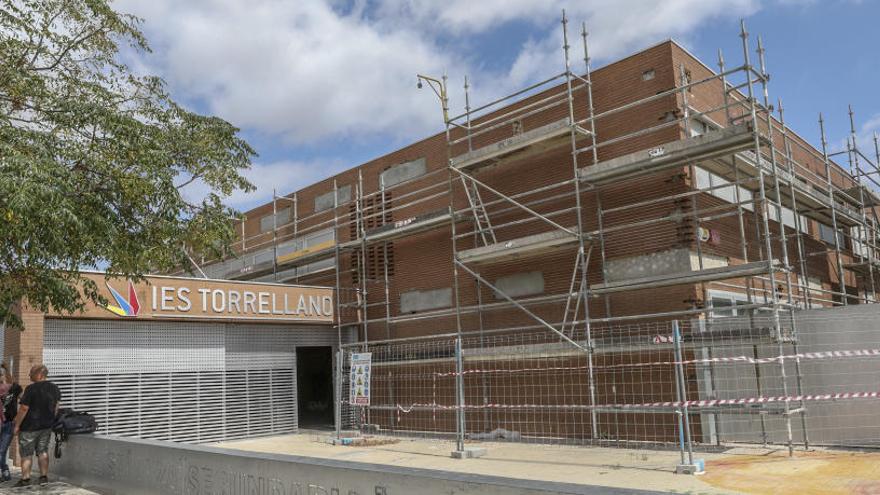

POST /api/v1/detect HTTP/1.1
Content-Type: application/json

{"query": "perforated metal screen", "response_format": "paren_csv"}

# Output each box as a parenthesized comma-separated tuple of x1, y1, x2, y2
(43, 319, 347, 443)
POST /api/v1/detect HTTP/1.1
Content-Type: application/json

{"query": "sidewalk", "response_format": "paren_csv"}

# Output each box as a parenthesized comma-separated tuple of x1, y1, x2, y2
(0, 469, 97, 495)
(0, 481, 96, 494)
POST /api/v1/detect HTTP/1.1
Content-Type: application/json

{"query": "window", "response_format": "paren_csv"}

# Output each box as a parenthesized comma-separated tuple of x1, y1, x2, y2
(818, 223, 845, 247)
(708, 290, 769, 318)
(642, 69, 655, 81)
(851, 225, 872, 259)
(710, 295, 736, 317)
(695, 166, 753, 210)
(380, 158, 426, 188)
(314, 185, 352, 213)
(259, 207, 291, 233)
(696, 165, 807, 234)
(276, 228, 335, 258)
(493, 271, 544, 300)
(768, 205, 807, 233)
(400, 288, 452, 313)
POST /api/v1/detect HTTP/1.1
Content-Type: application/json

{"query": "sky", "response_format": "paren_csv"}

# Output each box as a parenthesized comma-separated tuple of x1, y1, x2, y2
(114, 0, 880, 212)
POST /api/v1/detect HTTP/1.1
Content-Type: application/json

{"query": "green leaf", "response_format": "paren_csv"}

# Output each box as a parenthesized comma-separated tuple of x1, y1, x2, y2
(0, 0, 255, 327)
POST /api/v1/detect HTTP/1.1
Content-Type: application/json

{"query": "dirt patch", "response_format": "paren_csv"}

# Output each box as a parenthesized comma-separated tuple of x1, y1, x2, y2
(702, 449, 880, 495)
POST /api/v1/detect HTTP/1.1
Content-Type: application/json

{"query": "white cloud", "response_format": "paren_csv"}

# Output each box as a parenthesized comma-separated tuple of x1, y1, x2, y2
(119, 0, 457, 144)
(119, 0, 787, 146)
(855, 113, 880, 161)
(828, 112, 880, 162)
(180, 159, 345, 212)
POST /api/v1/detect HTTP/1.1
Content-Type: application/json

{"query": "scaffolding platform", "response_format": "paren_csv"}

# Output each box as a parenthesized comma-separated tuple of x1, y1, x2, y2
(844, 259, 880, 277)
(840, 184, 880, 207)
(704, 151, 863, 227)
(450, 118, 573, 171)
(225, 259, 274, 280)
(369, 322, 784, 368)
(456, 227, 582, 264)
(591, 260, 784, 295)
(363, 209, 459, 244)
(783, 176, 862, 227)
(578, 123, 757, 185)
(275, 239, 340, 268)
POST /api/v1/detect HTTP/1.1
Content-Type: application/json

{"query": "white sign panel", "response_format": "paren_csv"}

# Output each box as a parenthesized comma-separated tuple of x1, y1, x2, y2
(349, 353, 372, 406)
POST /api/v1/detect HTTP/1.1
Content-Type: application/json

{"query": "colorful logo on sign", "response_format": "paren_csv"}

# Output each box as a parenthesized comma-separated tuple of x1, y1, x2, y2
(105, 281, 140, 317)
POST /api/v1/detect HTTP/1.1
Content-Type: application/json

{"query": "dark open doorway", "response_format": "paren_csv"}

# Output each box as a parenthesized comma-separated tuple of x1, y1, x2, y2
(296, 346, 334, 429)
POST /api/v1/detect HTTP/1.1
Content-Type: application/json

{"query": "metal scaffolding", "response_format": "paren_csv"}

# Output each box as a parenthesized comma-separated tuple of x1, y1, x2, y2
(193, 12, 880, 467)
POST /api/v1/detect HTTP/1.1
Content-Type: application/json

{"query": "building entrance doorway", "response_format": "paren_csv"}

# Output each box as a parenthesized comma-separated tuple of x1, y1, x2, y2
(296, 346, 334, 428)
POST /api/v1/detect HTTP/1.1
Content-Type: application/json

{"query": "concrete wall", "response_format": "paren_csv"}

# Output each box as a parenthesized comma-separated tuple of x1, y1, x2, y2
(54, 435, 662, 495)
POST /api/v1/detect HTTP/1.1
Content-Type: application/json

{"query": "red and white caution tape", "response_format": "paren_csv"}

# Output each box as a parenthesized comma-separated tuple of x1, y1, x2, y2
(429, 348, 880, 377)
(345, 390, 880, 414)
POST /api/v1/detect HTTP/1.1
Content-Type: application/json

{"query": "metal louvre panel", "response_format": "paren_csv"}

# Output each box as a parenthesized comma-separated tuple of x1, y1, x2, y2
(225, 325, 339, 371)
(225, 326, 295, 371)
(43, 319, 330, 444)
(44, 319, 224, 375)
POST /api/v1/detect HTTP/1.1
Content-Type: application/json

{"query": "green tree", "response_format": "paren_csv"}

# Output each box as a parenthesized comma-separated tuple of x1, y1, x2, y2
(0, 0, 255, 327)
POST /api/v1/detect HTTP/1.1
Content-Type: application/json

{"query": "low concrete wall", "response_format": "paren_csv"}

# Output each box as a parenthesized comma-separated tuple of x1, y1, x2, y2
(54, 435, 661, 495)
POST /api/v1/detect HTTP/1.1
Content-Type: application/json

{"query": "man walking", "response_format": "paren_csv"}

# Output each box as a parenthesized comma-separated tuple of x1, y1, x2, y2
(14, 365, 61, 487)
(0, 363, 22, 481)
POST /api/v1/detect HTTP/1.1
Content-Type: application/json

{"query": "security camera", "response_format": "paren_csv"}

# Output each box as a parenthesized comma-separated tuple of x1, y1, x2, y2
(417, 80, 423, 89)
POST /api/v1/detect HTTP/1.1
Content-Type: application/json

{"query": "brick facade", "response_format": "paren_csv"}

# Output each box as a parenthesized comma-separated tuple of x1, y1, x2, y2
(220, 40, 865, 343)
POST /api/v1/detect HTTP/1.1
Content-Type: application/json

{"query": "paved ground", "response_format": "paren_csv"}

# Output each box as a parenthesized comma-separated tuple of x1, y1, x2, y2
(0, 435, 872, 494)
(0, 481, 96, 494)
(215, 434, 880, 495)
(0, 469, 97, 495)
(215, 433, 738, 494)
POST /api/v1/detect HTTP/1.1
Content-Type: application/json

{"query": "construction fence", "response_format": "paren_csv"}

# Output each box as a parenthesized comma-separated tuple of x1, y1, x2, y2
(336, 304, 880, 468)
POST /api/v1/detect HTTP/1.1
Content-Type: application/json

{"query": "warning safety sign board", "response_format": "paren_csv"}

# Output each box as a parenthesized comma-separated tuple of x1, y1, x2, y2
(349, 352, 372, 406)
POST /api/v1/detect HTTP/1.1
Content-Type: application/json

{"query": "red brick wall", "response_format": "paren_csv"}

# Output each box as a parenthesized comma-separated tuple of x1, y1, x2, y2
(211, 40, 870, 339)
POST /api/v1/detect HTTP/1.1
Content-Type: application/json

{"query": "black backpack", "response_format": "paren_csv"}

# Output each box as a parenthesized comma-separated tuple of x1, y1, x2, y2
(53, 408, 98, 458)
(53, 408, 98, 435)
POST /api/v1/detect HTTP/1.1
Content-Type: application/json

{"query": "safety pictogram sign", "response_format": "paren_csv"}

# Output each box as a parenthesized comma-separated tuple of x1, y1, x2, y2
(349, 352, 372, 406)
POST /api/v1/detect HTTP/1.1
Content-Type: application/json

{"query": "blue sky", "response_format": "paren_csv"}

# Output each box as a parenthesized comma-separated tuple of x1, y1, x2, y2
(116, 0, 879, 212)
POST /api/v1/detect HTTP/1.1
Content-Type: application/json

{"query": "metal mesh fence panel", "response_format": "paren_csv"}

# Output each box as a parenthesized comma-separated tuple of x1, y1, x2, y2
(339, 307, 880, 469)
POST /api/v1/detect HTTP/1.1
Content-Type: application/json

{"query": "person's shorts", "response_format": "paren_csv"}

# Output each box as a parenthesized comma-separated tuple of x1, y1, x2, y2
(18, 429, 52, 457)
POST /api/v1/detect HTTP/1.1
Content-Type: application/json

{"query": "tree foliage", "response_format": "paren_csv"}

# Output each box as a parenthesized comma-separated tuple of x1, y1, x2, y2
(0, 0, 256, 326)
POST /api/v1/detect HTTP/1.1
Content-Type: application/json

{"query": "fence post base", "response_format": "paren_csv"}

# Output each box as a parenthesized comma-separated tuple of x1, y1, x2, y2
(675, 459, 705, 475)
(451, 447, 487, 459)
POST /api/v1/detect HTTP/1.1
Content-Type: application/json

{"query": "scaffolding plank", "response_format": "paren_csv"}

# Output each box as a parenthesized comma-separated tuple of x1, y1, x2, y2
(783, 177, 862, 227)
(367, 325, 781, 368)
(459, 326, 780, 363)
(275, 239, 337, 268)
(225, 259, 274, 280)
(363, 209, 458, 244)
(705, 152, 863, 227)
(457, 227, 581, 265)
(840, 184, 880, 207)
(591, 260, 784, 295)
(450, 118, 572, 171)
(844, 259, 880, 277)
(578, 123, 757, 185)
